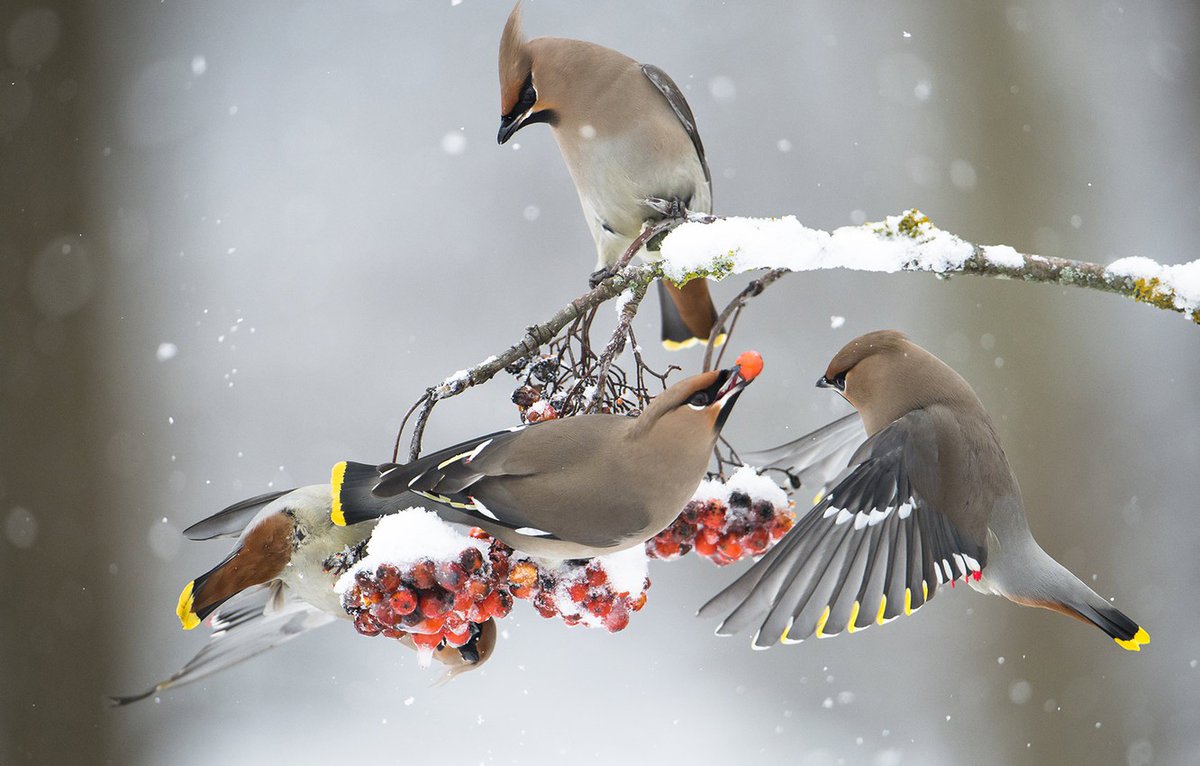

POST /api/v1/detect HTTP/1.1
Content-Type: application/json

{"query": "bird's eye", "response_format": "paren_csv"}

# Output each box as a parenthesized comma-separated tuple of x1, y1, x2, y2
(521, 84, 536, 106)
(688, 392, 710, 408)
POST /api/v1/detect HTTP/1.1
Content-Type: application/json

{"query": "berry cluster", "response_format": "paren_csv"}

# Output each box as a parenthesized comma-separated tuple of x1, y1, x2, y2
(647, 490, 794, 566)
(342, 528, 650, 661)
(506, 557, 649, 633)
(509, 355, 567, 423)
(341, 542, 512, 663)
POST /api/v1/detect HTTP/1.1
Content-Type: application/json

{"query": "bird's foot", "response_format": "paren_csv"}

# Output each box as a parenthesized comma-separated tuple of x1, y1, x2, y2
(589, 266, 617, 288)
(644, 196, 689, 220)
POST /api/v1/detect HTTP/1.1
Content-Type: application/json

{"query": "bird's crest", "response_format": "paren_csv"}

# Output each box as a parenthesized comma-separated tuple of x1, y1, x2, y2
(498, 2, 532, 116)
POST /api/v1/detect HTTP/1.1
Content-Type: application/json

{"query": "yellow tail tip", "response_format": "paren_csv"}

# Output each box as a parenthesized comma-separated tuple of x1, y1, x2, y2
(330, 462, 347, 526)
(176, 581, 200, 631)
(661, 337, 700, 351)
(1114, 626, 1150, 652)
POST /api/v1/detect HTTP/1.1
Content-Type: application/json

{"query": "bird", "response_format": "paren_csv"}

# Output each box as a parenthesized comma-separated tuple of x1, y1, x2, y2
(700, 331, 1150, 652)
(497, 2, 722, 350)
(110, 485, 496, 705)
(331, 351, 764, 559)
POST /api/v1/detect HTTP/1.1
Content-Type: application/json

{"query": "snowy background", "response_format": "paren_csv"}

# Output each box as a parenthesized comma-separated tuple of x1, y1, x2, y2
(3, 1, 1199, 764)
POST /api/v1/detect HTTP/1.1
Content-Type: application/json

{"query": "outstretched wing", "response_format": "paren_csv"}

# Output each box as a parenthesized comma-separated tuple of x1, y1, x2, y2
(740, 411, 867, 498)
(183, 489, 292, 541)
(641, 64, 711, 190)
(109, 584, 333, 706)
(700, 410, 987, 648)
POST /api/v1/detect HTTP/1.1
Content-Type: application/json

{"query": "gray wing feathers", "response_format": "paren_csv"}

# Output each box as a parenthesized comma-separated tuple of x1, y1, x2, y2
(701, 411, 986, 647)
(183, 489, 291, 540)
(108, 586, 333, 706)
(640, 64, 711, 189)
(740, 412, 867, 497)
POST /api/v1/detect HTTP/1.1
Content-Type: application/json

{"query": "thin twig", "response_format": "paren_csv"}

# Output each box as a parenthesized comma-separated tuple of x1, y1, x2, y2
(585, 281, 648, 413)
(702, 268, 789, 372)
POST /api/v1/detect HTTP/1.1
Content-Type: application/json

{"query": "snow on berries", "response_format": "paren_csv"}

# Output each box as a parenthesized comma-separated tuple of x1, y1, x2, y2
(335, 510, 651, 665)
(648, 465, 794, 566)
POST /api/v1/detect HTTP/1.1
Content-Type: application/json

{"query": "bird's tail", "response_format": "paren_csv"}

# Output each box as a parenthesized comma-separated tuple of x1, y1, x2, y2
(176, 511, 293, 630)
(331, 460, 407, 526)
(659, 279, 724, 350)
(1010, 549, 1150, 652)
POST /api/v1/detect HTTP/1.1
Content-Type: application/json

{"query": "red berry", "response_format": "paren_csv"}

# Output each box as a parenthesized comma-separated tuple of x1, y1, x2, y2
(567, 581, 590, 602)
(508, 561, 538, 588)
(584, 562, 607, 587)
(375, 564, 402, 593)
(694, 529, 719, 556)
(381, 627, 407, 640)
(410, 616, 446, 635)
(459, 547, 484, 573)
(630, 592, 648, 612)
(465, 576, 491, 602)
(353, 611, 382, 636)
(409, 559, 437, 590)
(484, 589, 513, 619)
(370, 601, 399, 628)
(587, 594, 613, 617)
(510, 582, 534, 600)
(744, 528, 770, 555)
(533, 591, 558, 618)
(419, 588, 454, 618)
(603, 604, 630, 632)
(389, 587, 417, 615)
(469, 527, 490, 540)
(700, 505, 726, 529)
(443, 624, 472, 647)
(453, 589, 473, 612)
(718, 534, 743, 560)
(436, 561, 466, 590)
(654, 538, 681, 558)
(409, 631, 443, 650)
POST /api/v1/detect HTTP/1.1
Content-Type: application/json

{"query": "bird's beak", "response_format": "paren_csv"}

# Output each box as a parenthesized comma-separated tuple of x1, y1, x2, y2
(816, 374, 845, 392)
(712, 351, 763, 429)
(498, 108, 554, 144)
(497, 111, 525, 144)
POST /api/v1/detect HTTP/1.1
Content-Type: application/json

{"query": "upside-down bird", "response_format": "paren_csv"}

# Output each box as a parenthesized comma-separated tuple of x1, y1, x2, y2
(111, 485, 495, 705)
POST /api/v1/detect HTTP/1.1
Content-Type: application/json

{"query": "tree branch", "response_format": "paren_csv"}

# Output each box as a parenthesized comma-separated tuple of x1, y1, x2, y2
(394, 208, 1198, 461)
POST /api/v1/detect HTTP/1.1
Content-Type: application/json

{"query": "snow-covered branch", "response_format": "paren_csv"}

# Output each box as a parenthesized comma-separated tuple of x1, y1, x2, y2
(660, 209, 1200, 324)
(395, 208, 1198, 461)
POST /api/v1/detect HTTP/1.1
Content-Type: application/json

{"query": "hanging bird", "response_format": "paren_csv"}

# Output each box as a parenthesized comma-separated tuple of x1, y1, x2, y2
(110, 485, 495, 705)
(497, 2, 721, 350)
(701, 331, 1149, 652)
(332, 352, 764, 559)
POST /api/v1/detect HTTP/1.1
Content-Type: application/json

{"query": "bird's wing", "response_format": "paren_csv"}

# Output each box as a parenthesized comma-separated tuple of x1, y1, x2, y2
(739, 412, 868, 499)
(183, 489, 292, 540)
(108, 584, 334, 706)
(640, 64, 711, 189)
(332, 425, 560, 540)
(699, 410, 988, 648)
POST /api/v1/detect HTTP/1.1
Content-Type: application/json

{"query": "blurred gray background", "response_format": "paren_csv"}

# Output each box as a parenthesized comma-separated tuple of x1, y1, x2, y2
(2, 1, 1198, 764)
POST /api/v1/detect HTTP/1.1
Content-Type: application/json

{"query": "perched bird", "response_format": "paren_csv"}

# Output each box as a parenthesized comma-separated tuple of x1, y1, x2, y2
(497, 2, 721, 350)
(332, 352, 764, 559)
(111, 485, 495, 705)
(701, 331, 1149, 652)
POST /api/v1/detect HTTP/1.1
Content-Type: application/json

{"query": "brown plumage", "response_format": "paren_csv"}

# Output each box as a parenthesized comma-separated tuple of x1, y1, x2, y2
(111, 486, 496, 705)
(333, 353, 764, 558)
(702, 331, 1149, 652)
(497, 2, 720, 349)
